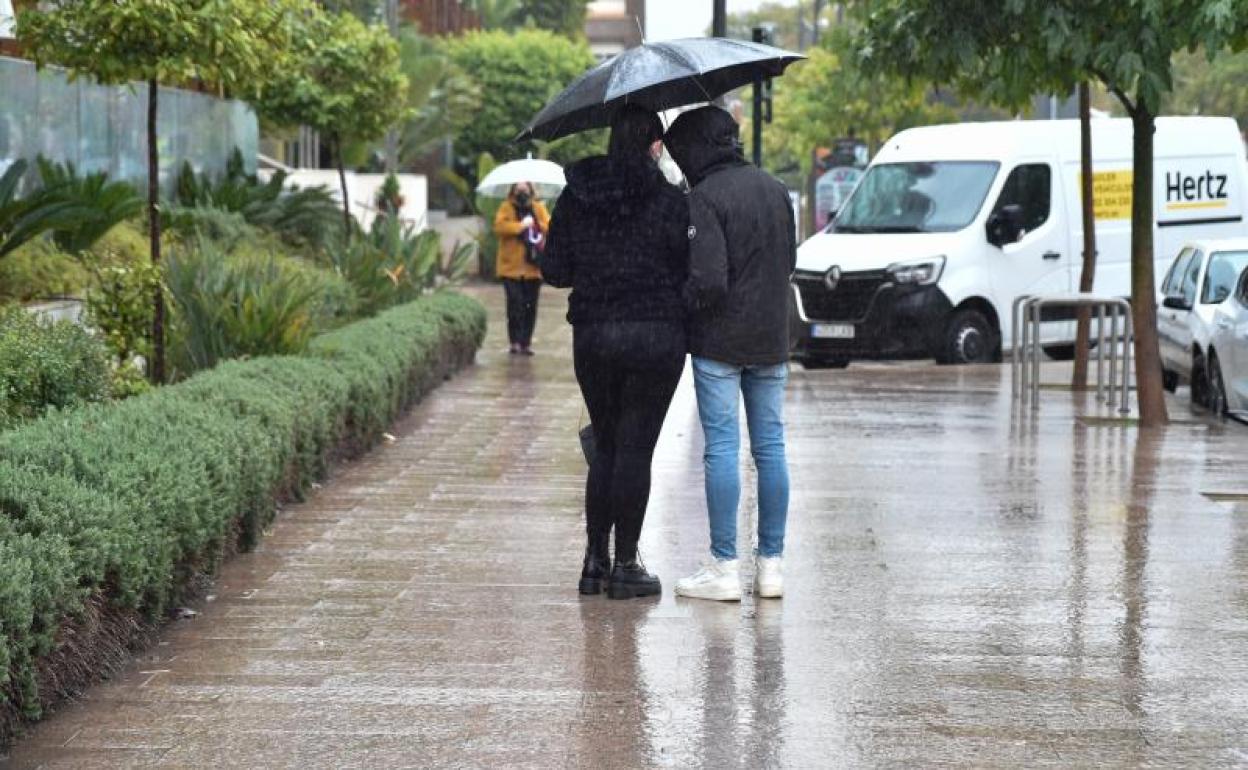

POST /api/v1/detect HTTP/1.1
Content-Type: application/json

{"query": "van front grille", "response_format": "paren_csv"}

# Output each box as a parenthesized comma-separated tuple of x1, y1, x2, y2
(794, 269, 888, 322)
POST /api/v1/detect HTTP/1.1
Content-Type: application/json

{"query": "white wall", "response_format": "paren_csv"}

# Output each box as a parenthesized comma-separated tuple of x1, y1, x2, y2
(0, 0, 14, 38)
(284, 170, 429, 232)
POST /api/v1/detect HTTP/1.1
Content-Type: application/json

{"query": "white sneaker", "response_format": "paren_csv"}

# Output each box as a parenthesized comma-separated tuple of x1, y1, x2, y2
(755, 555, 783, 598)
(674, 559, 741, 601)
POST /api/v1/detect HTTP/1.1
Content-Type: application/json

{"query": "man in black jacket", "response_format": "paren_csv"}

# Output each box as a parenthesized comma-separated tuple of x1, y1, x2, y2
(664, 106, 796, 602)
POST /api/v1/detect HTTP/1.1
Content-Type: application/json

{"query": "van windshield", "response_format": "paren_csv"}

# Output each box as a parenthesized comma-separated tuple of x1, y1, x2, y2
(831, 161, 1000, 234)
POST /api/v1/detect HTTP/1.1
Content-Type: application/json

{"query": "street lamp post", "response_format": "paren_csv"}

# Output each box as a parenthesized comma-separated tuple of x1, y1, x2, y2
(712, 0, 726, 37)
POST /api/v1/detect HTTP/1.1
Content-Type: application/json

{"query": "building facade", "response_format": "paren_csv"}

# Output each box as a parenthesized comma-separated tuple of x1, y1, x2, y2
(586, 0, 645, 61)
(401, 0, 479, 36)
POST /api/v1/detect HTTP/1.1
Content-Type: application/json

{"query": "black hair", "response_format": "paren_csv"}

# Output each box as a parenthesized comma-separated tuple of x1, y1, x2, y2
(607, 105, 663, 161)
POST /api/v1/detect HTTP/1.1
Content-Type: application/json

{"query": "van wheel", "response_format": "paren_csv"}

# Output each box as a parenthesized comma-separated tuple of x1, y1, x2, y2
(1042, 341, 1100, 361)
(800, 357, 850, 370)
(936, 309, 997, 365)
(1162, 368, 1179, 393)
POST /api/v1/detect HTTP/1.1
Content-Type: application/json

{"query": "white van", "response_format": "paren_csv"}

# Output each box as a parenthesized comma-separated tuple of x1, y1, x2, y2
(790, 117, 1248, 367)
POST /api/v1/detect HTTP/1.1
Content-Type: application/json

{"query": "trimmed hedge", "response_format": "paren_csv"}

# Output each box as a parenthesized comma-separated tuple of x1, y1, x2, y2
(0, 291, 485, 730)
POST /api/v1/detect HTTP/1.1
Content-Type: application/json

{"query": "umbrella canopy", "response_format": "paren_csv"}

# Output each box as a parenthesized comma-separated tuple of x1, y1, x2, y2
(519, 37, 805, 142)
(475, 155, 566, 199)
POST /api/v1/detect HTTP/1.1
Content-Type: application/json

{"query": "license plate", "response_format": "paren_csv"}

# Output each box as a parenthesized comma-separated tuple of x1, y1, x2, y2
(812, 323, 855, 339)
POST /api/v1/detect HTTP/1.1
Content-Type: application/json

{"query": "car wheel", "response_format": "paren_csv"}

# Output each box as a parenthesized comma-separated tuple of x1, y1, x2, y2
(1208, 353, 1229, 418)
(1191, 353, 1209, 407)
(936, 309, 997, 365)
(800, 357, 850, 370)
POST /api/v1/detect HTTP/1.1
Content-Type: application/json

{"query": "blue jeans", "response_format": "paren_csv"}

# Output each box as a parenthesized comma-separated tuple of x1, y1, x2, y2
(692, 356, 790, 560)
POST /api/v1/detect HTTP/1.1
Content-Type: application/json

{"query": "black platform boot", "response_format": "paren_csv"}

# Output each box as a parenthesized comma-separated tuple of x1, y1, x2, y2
(578, 535, 611, 595)
(607, 555, 661, 600)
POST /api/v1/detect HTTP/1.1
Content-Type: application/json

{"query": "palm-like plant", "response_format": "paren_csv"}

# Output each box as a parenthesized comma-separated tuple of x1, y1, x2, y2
(165, 239, 327, 376)
(0, 160, 86, 259)
(35, 157, 144, 254)
(173, 150, 341, 250)
(467, 0, 521, 30)
(397, 28, 482, 166)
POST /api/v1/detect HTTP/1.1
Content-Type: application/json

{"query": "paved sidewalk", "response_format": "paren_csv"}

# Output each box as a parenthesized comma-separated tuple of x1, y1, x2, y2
(6, 286, 1248, 768)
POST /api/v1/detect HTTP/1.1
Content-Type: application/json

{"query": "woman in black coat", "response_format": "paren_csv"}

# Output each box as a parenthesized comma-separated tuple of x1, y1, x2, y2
(542, 106, 690, 600)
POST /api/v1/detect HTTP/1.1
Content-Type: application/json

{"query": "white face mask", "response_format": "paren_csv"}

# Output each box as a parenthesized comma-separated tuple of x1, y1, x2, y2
(656, 143, 685, 187)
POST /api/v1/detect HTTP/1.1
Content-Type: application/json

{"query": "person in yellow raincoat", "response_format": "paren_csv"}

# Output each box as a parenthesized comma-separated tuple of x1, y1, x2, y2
(493, 182, 551, 355)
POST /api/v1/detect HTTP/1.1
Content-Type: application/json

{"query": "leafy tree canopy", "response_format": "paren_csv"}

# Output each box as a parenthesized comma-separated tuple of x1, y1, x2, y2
(512, 0, 588, 37)
(766, 27, 949, 174)
(859, 0, 1248, 117)
(17, 0, 302, 97)
(442, 28, 604, 179)
(258, 7, 407, 145)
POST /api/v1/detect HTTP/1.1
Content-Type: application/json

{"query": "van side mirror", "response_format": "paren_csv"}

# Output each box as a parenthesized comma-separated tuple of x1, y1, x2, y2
(1162, 295, 1192, 311)
(986, 204, 1025, 248)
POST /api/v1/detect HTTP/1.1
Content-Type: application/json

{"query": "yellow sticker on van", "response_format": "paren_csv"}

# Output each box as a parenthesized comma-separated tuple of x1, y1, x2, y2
(1079, 170, 1133, 220)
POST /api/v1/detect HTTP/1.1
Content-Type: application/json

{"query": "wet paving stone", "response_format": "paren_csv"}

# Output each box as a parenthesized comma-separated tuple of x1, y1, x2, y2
(5, 286, 1248, 768)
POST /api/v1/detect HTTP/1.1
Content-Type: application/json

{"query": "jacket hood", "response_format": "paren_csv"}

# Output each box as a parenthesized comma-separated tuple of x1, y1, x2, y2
(664, 106, 747, 187)
(564, 155, 666, 210)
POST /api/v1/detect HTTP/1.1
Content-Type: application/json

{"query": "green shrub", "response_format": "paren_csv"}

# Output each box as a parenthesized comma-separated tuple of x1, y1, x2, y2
(163, 205, 257, 251)
(81, 253, 160, 368)
(174, 151, 341, 252)
(165, 239, 358, 377)
(323, 218, 470, 316)
(0, 291, 486, 724)
(0, 237, 90, 302)
(0, 306, 111, 430)
(88, 220, 150, 266)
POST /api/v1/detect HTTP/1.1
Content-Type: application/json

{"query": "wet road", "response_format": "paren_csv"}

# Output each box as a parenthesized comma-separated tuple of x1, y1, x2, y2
(6, 287, 1248, 768)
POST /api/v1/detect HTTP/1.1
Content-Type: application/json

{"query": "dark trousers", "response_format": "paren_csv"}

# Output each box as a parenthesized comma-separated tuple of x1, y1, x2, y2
(573, 320, 686, 564)
(502, 278, 541, 346)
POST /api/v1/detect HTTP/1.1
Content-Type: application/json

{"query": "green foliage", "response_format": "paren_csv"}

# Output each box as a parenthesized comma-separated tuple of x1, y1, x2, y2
(0, 306, 111, 430)
(0, 291, 485, 720)
(34, 158, 143, 255)
(171, 152, 341, 251)
(769, 28, 948, 174)
(258, 8, 408, 147)
(164, 239, 355, 377)
(468, 0, 522, 31)
(16, 0, 301, 93)
(396, 27, 482, 167)
(0, 160, 86, 260)
(0, 237, 90, 303)
(443, 29, 604, 183)
(376, 172, 404, 216)
(322, 219, 451, 315)
(859, 0, 1248, 118)
(511, 0, 589, 37)
(81, 253, 161, 368)
(1168, 48, 1248, 131)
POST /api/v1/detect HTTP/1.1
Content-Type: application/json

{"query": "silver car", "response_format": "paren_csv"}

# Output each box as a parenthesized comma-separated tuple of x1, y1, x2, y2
(1158, 238, 1248, 408)
(1206, 265, 1248, 418)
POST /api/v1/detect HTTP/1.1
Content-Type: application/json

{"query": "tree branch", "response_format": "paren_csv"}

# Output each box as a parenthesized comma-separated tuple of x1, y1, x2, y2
(1093, 67, 1137, 117)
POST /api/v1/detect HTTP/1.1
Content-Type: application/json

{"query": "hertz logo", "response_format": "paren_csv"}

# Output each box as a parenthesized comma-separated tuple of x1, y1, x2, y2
(1166, 171, 1229, 211)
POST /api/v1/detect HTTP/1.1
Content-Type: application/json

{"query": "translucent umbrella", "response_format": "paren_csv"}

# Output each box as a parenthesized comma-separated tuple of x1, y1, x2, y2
(475, 155, 566, 199)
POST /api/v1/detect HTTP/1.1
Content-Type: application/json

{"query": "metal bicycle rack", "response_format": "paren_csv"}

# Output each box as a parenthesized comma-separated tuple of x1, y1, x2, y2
(1011, 294, 1133, 414)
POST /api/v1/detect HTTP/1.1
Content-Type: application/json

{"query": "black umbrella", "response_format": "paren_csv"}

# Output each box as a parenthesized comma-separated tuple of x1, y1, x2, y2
(519, 37, 805, 142)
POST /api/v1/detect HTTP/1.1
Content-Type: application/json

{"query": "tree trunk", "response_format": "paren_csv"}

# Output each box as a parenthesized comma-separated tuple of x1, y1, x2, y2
(1129, 107, 1168, 426)
(335, 135, 352, 238)
(1072, 82, 1098, 390)
(147, 77, 166, 385)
